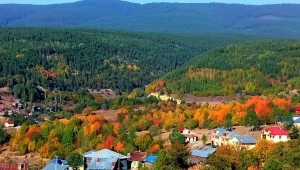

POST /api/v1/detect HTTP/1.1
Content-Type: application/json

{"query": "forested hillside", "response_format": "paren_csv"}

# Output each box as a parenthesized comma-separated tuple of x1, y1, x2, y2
(1, 0, 300, 38)
(148, 40, 300, 97)
(0, 27, 265, 101)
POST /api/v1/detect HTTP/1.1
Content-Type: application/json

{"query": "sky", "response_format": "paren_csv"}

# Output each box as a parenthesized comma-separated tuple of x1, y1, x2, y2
(0, 0, 299, 5)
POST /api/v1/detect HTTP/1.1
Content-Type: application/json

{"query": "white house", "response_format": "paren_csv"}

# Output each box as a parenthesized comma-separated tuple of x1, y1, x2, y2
(4, 121, 14, 128)
(179, 127, 198, 143)
(261, 126, 289, 143)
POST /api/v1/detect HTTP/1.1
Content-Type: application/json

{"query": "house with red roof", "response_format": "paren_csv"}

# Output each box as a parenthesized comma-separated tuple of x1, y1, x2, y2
(295, 106, 300, 114)
(4, 121, 14, 128)
(178, 127, 198, 142)
(261, 126, 289, 143)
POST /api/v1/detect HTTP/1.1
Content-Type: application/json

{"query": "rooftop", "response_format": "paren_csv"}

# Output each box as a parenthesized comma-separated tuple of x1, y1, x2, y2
(191, 146, 216, 158)
(128, 151, 147, 162)
(84, 149, 127, 159)
(265, 127, 289, 135)
(145, 155, 157, 162)
(234, 136, 257, 144)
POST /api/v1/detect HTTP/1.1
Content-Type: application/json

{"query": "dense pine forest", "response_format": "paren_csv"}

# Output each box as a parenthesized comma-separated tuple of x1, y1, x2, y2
(1, 1, 300, 38)
(148, 40, 300, 97)
(0, 27, 266, 101)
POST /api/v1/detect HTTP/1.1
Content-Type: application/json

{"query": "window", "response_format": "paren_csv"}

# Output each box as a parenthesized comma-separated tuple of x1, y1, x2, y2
(279, 136, 281, 139)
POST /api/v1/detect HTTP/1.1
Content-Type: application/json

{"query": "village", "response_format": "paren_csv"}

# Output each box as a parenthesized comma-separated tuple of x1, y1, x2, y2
(1, 93, 300, 170)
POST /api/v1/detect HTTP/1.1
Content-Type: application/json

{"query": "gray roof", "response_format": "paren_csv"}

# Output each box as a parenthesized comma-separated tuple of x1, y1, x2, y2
(191, 146, 216, 158)
(234, 136, 257, 144)
(84, 149, 127, 159)
(43, 163, 69, 170)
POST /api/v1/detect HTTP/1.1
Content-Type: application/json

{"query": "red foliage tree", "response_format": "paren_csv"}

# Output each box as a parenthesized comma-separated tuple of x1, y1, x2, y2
(103, 135, 114, 149)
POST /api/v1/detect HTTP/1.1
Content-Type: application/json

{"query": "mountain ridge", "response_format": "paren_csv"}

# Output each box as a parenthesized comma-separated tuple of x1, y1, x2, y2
(1, 0, 300, 38)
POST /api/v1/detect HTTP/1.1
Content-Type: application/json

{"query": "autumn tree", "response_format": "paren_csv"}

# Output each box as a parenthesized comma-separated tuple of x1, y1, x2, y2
(82, 107, 93, 116)
(135, 133, 153, 151)
(103, 135, 114, 149)
(252, 139, 273, 164)
(114, 141, 124, 153)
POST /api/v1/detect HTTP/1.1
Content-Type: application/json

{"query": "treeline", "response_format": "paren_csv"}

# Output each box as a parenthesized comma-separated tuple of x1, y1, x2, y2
(0, 27, 265, 102)
(151, 40, 300, 97)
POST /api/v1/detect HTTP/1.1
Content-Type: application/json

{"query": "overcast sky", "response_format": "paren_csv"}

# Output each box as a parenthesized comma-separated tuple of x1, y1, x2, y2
(0, 0, 299, 5)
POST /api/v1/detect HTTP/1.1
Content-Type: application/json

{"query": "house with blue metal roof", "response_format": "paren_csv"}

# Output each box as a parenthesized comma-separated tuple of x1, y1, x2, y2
(189, 146, 216, 165)
(211, 127, 240, 146)
(43, 158, 70, 170)
(83, 149, 127, 170)
(230, 136, 257, 149)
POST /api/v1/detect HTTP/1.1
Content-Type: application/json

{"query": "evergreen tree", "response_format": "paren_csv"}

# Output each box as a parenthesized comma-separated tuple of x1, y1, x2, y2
(289, 126, 299, 139)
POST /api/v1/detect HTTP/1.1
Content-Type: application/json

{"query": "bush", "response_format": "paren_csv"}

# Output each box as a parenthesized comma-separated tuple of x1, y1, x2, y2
(149, 125, 162, 137)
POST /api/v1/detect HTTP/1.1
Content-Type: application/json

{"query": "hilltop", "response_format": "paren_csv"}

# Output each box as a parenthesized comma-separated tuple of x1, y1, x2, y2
(1, 1, 300, 38)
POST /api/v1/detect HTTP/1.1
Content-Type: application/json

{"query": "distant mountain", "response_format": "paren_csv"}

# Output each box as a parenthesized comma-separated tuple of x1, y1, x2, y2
(149, 40, 300, 97)
(1, 0, 300, 38)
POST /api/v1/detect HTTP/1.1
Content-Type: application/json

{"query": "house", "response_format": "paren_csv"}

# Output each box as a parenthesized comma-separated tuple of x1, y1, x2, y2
(4, 121, 14, 128)
(293, 115, 300, 127)
(261, 126, 289, 143)
(189, 146, 216, 165)
(127, 151, 147, 170)
(40, 114, 50, 120)
(83, 149, 127, 170)
(12, 99, 23, 109)
(295, 106, 300, 114)
(0, 163, 28, 170)
(230, 136, 257, 149)
(145, 155, 157, 169)
(0, 106, 4, 116)
(43, 158, 70, 170)
(178, 127, 198, 143)
(211, 128, 239, 146)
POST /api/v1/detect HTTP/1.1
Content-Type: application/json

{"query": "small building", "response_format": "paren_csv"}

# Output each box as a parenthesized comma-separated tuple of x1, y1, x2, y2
(261, 126, 289, 143)
(127, 151, 147, 170)
(83, 149, 127, 170)
(145, 155, 157, 169)
(4, 121, 14, 128)
(230, 136, 257, 149)
(293, 115, 300, 127)
(189, 146, 216, 165)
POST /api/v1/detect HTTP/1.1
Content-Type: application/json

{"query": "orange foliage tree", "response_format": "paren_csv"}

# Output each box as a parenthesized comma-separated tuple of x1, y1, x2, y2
(114, 141, 124, 152)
